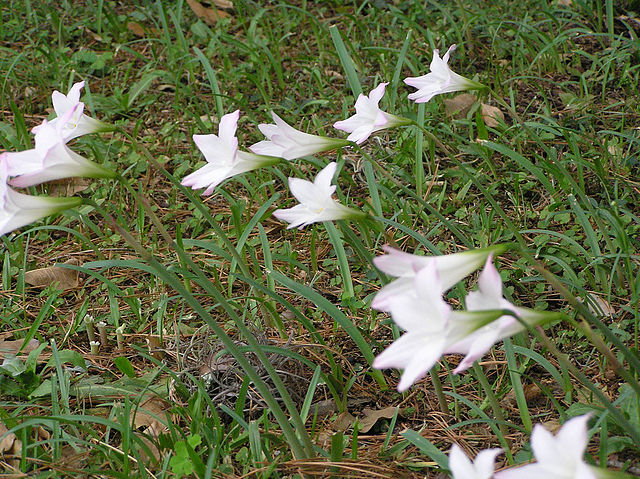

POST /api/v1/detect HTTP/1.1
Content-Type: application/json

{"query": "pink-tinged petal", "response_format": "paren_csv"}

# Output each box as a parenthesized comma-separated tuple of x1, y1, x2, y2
(368, 82, 388, 105)
(218, 110, 240, 144)
(193, 133, 236, 165)
(66, 81, 85, 104)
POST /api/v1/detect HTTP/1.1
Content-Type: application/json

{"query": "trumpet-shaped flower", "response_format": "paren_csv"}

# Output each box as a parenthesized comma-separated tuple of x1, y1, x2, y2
(272, 162, 366, 229)
(0, 154, 82, 236)
(371, 245, 508, 312)
(445, 256, 560, 374)
(182, 110, 281, 195)
(404, 45, 485, 104)
(333, 82, 411, 144)
(5, 105, 115, 187)
(373, 262, 507, 391)
(32, 80, 110, 141)
(495, 415, 596, 479)
(449, 444, 501, 479)
(249, 112, 350, 160)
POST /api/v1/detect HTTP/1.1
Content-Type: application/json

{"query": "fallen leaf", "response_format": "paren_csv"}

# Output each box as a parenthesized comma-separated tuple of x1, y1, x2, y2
(481, 103, 505, 127)
(186, 0, 229, 26)
(358, 406, 398, 433)
(332, 411, 356, 432)
(0, 422, 22, 468)
(444, 93, 476, 118)
(0, 339, 39, 360)
(48, 177, 90, 196)
(24, 258, 81, 290)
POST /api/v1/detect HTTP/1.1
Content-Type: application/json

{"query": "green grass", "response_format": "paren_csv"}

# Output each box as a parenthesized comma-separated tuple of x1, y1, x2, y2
(1, 0, 639, 477)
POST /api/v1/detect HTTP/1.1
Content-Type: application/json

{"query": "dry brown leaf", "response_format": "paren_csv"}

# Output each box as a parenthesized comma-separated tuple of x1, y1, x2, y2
(186, 0, 229, 26)
(358, 406, 398, 433)
(212, 0, 233, 8)
(48, 177, 90, 196)
(0, 339, 39, 360)
(24, 258, 81, 290)
(481, 103, 505, 127)
(0, 422, 22, 468)
(127, 21, 159, 37)
(331, 411, 356, 432)
(444, 93, 476, 118)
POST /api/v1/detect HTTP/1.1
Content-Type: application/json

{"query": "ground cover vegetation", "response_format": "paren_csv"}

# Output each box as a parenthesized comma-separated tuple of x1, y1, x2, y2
(0, 0, 639, 477)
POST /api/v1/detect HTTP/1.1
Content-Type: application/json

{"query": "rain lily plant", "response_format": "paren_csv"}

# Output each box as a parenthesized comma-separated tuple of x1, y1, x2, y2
(0, 153, 81, 236)
(371, 244, 508, 312)
(6, 105, 115, 187)
(273, 162, 366, 229)
(333, 82, 411, 144)
(373, 254, 559, 391)
(495, 414, 603, 479)
(249, 111, 350, 160)
(449, 444, 501, 479)
(32, 80, 110, 141)
(404, 44, 485, 103)
(182, 110, 281, 195)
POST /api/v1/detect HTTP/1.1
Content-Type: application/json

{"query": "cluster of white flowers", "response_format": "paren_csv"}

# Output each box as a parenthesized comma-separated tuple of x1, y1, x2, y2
(0, 81, 114, 236)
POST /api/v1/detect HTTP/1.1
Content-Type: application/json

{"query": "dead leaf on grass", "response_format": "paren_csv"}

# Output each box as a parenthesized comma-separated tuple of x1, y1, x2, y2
(0, 339, 39, 360)
(444, 93, 476, 118)
(358, 406, 398, 433)
(0, 422, 22, 468)
(186, 0, 229, 26)
(24, 258, 81, 290)
(48, 177, 90, 196)
(481, 103, 505, 127)
(130, 396, 170, 462)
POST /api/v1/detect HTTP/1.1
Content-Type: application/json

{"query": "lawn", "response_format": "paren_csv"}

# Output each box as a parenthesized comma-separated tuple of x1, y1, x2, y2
(0, 0, 639, 477)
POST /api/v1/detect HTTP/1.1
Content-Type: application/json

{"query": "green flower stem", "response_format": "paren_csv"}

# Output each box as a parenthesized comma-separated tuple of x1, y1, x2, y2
(472, 362, 512, 450)
(429, 366, 449, 415)
(83, 197, 313, 459)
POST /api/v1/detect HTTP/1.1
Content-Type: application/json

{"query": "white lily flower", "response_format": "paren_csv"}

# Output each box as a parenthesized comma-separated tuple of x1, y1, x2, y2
(272, 162, 366, 229)
(446, 256, 560, 374)
(0, 154, 82, 236)
(32, 80, 110, 141)
(249, 112, 350, 160)
(182, 110, 281, 195)
(6, 105, 115, 187)
(404, 45, 485, 104)
(495, 415, 597, 479)
(333, 82, 411, 144)
(371, 245, 508, 312)
(449, 444, 501, 479)
(373, 262, 506, 391)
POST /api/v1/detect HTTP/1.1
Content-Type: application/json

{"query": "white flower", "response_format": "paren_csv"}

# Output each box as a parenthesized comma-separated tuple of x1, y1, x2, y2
(249, 112, 349, 160)
(445, 256, 560, 374)
(182, 110, 280, 195)
(371, 245, 508, 312)
(0, 154, 81, 236)
(372, 262, 505, 391)
(404, 45, 485, 103)
(449, 444, 501, 479)
(32, 80, 109, 141)
(5, 105, 115, 188)
(273, 162, 366, 229)
(333, 82, 411, 144)
(495, 415, 597, 479)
